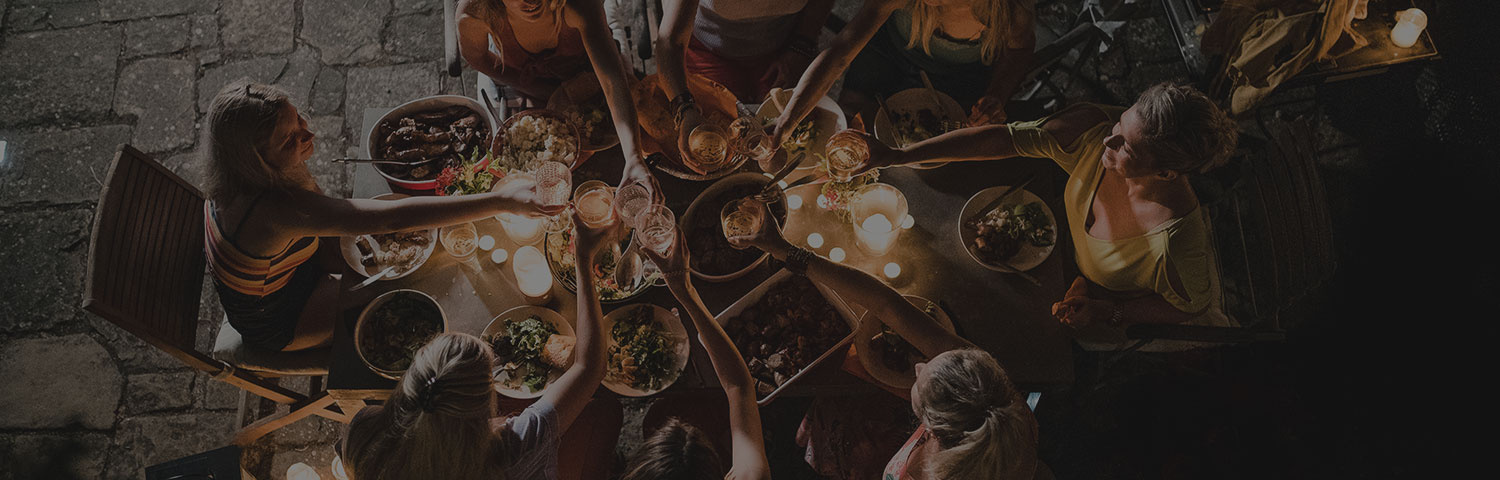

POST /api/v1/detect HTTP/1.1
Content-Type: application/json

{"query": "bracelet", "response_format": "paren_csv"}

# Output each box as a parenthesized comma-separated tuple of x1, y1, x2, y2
(783, 247, 816, 276)
(786, 36, 818, 59)
(1107, 307, 1124, 327)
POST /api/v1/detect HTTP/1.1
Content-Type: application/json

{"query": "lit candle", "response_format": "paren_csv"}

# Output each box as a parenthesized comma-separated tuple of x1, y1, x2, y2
(829, 247, 846, 263)
(807, 232, 824, 249)
(512, 246, 552, 299)
(1390, 8, 1426, 48)
(787, 194, 803, 210)
(497, 212, 545, 245)
(287, 462, 320, 480)
(884, 263, 901, 279)
(491, 248, 509, 264)
(850, 183, 907, 257)
(478, 235, 496, 251)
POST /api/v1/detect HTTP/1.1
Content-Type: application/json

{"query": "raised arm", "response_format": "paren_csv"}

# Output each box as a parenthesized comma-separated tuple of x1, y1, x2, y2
(655, 0, 700, 104)
(456, 1, 548, 98)
(855, 103, 1114, 175)
(267, 176, 562, 238)
(970, 1, 1038, 125)
(728, 202, 972, 359)
(568, 2, 656, 193)
(541, 210, 617, 430)
(771, 0, 902, 147)
(645, 229, 771, 480)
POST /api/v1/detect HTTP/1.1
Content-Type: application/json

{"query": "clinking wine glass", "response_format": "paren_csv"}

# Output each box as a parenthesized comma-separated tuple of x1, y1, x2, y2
(533, 160, 573, 234)
(440, 222, 481, 269)
(573, 180, 615, 228)
(720, 198, 763, 249)
(730, 116, 775, 164)
(825, 129, 870, 183)
(686, 123, 732, 172)
(634, 205, 677, 256)
(614, 182, 652, 229)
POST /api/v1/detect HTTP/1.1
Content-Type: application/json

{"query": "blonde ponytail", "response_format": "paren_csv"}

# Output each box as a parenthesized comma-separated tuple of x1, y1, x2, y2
(916, 349, 1038, 479)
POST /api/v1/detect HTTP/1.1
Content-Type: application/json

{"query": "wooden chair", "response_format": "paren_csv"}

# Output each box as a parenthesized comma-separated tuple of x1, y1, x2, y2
(82, 145, 347, 446)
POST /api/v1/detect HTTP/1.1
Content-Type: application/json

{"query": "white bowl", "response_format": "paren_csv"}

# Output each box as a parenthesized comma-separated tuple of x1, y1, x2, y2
(754, 88, 846, 169)
(853, 295, 955, 390)
(873, 88, 965, 169)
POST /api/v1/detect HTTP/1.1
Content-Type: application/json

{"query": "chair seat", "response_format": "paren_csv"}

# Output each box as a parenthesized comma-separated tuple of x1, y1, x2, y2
(212, 317, 329, 375)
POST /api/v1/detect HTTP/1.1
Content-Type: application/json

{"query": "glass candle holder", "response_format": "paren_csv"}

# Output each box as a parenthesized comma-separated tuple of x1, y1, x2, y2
(573, 180, 615, 227)
(1390, 8, 1427, 48)
(634, 204, 677, 255)
(512, 245, 553, 303)
(825, 129, 870, 182)
(850, 183, 907, 257)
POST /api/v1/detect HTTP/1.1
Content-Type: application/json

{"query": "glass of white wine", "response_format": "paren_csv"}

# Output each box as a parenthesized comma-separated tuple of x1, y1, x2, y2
(573, 180, 615, 227)
(720, 198, 763, 249)
(825, 129, 870, 183)
(634, 205, 677, 255)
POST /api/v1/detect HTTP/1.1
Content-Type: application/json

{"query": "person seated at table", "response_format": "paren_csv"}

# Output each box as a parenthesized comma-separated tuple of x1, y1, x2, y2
(764, 0, 1035, 161)
(851, 82, 1238, 329)
(456, 0, 656, 193)
(656, 0, 835, 105)
(727, 200, 1039, 479)
(616, 226, 772, 480)
(339, 210, 614, 479)
(201, 82, 563, 353)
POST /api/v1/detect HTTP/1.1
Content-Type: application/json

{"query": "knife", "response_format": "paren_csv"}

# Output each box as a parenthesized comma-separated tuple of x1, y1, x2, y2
(965, 173, 1039, 226)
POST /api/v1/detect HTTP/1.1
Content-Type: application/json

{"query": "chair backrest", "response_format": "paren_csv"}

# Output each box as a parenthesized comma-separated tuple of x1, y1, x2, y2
(83, 145, 220, 372)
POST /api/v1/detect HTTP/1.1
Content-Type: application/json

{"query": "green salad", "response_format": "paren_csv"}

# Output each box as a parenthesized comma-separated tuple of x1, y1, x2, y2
(781, 119, 819, 158)
(606, 306, 679, 392)
(487, 315, 572, 393)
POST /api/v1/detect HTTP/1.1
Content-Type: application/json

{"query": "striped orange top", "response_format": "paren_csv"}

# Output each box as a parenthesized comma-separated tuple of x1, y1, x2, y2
(204, 201, 320, 297)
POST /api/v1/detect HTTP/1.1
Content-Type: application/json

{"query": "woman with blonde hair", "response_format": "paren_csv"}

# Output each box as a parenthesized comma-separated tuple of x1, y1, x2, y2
(764, 0, 1035, 168)
(850, 82, 1239, 328)
(456, 0, 656, 195)
(201, 82, 562, 352)
(726, 201, 1038, 479)
(340, 209, 616, 479)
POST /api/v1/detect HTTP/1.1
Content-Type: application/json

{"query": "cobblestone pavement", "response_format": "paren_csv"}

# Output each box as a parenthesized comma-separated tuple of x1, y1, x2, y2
(0, 1, 1372, 479)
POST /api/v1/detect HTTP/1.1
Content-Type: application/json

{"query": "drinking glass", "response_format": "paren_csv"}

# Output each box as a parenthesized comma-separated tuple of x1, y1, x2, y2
(634, 205, 677, 255)
(533, 161, 572, 233)
(573, 180, 615, 227)
(614, 182, 652, 229)
(825, 129, 870, 183)
(441, 222, 481, 268)
(720, 198, 763, 249)
(686, 123, 731, 171)
(730, 117, 774, 164)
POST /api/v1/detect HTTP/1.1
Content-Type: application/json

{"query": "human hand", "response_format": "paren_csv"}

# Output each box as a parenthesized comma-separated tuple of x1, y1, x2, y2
(725, 198, 791, 254)
(674, 106, 705, 170)
(571, 208, 621, 259)
(847, 130, 900, 177)
(619, 152, 662, 203)
(968, 95, 1008, 126)
(1051, 296, 1115, 329)
(492, 175, 568, 217)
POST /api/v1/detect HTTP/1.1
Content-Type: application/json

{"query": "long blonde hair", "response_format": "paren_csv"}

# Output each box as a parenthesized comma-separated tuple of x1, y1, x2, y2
(915, 348, 1038, 480)
(904, 0, 1024, 65)
(202, 81, 300, 202)
(342, 333, 506, 480)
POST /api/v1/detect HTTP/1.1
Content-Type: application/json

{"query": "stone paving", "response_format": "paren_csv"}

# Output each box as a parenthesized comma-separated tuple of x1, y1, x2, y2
(0, 1, 1372, 479)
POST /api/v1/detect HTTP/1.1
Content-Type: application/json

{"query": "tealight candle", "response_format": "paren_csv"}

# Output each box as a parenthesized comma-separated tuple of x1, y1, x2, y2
(807, 232, 824, 249)
(478, 235, 496, 251)
(787, 194, 803, 210)
(287, 463, 320, 480)
(512, 246, 552, 301)
(850, 183, 907, 256)
(491, 248, 509, 264)
(884, 262, 901, 279)
(1390, 8, 1426, 48)
(331, 456, 349, 480)
(901, 214, 915, 229)
(829, 247, 846, 263)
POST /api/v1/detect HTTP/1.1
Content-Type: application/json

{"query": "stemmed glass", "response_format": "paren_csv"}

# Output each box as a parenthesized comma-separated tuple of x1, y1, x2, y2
(533, 160, 572, 234)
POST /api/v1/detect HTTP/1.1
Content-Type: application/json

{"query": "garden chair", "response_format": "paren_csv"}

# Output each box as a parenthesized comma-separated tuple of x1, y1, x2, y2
(82, 145, 347, 447)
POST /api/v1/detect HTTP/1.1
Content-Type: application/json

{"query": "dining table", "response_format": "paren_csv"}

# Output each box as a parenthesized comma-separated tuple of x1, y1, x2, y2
(324, 104, 1076, 416)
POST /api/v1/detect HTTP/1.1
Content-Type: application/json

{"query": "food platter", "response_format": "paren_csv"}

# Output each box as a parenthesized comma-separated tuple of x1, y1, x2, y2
(365, 95, 495, 192)
(679, 172, 787, 282)
(495, 109, 584, 170)
(873, 88, 966, 169)
(602, 304, 691, 397)
(714, 269, 860, 406)
(544, 229, 662, 303)
(753, 87, 846, 171)
(338, 193, 438, 281)
(632, 73, 748, 181)
(547, 72, 620, 152)
(354, 289, 447, 380)
(958, 186, 1057, 272)
(482, 305, 576, 399)
(853, 295, 955, 390)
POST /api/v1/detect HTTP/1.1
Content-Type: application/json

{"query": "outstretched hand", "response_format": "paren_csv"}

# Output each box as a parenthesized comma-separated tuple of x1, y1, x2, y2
(493, 175, 568, 217)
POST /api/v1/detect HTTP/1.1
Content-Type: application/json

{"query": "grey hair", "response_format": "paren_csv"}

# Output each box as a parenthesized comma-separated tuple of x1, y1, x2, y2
(1133, 82, 1240, 174)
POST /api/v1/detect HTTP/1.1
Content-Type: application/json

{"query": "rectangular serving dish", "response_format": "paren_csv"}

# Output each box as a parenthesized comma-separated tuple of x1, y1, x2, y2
(714, 269, 860, 406)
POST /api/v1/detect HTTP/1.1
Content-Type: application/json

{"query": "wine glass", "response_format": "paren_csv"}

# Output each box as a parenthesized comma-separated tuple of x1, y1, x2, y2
(634, 205, 677, 255)
(720, 198, 763, 249)
(825, 129, 870, 183)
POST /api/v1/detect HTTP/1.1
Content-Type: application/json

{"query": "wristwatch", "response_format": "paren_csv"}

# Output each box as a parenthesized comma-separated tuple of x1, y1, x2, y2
(1106, 307, 1124, 327)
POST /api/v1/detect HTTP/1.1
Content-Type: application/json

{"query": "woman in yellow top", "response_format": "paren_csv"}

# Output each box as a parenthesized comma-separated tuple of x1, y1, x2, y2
(852, 83, 1239, 327)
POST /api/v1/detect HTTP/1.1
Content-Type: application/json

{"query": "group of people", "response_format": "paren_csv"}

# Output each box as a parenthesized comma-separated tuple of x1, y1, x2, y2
(196, 0, 1240, 478)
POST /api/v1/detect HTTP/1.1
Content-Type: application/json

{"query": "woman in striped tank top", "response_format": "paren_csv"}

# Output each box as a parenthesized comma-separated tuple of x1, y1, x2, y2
(202, 82, 564, 352)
